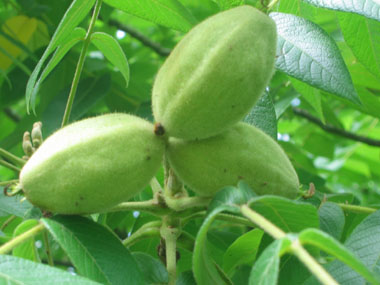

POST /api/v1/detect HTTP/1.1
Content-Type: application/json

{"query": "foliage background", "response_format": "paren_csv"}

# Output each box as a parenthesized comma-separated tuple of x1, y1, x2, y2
(0, 0, 380, 284)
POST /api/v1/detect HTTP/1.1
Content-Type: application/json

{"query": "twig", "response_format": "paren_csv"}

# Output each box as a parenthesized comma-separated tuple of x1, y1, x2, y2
(3, 108, 21, 122)
(0, 215, 17, 231)
(108, 19, 171, 57)
(338, 203, 378, 214)
(240, 205, 338, 285)
(61, 0, 102, 126)
(293, 107, 380, 147)
(0, 223, 45, 254)
(0, 160, 20, 172)
(0, 148, 26, 166)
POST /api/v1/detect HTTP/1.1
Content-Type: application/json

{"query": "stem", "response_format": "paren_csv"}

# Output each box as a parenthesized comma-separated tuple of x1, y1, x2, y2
(0, 160, 20, 172)
(123, 221, 161, 247)
(267, 0, 280, 10)
(61, 0, 102, 127)
(165, 196, 210, 212)
(291, 240, 338, 285)
(181, 211, 253, 227)
(43, 231, 54, 266)
(0, 148, 25, 166)
(338, 203, 377, 214)
(165, 168, 186, 197)
(107, 200, 170, 216)
(0, 179, 19, 186)
(0, 215, 17, 231)
(240, 205, 338, 285)
(150, 177, 163, 195)
(0, 223, 45, 254)
(160, 216, 180, 285)
(240, 205, 285, 239)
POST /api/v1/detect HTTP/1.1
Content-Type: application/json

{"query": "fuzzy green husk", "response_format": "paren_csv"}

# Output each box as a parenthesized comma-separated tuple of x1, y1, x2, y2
(152, 6, 277, 140)
(167, 123, 299, 198)
(20, 113, 165, 214)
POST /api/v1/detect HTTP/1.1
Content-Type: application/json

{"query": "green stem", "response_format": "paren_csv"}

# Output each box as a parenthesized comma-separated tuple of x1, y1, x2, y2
(0, 223, 45, 254)
(338, 203, 377, 214)
(107, 200, 170, 216)
(0, 215, 17, 231)
(43, 231, 54, 266)
(0, 160, 20, 172)
(61, 0, 102, 127)
(150, 177, 163, 195)
(240, 205, 338, 285)
(291, 240, 338, 285)
(165, 196, 210, 212)
(267, 0, 280, 10)
(0, 148, 26, 167)
(240, 205, 285, 239)
(0, 179, 19, 186)
(123, 221, 161, 247)
(160, 216, 180, 285)
(181, 211, 253, 227)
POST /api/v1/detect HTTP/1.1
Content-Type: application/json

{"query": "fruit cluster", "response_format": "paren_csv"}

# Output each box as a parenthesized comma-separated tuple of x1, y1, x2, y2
(19, 5, 299, 215)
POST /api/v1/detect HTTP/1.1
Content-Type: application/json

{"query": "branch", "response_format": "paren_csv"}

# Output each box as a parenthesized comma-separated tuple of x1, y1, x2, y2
(292, 107, 380, 147)
(3, 108, 21, 122)
(108, 19, 171, 57)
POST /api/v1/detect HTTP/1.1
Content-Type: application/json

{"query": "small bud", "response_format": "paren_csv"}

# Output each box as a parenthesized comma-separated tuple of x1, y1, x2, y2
(31, 122, 43, 148)
(23, 131, 34, 157)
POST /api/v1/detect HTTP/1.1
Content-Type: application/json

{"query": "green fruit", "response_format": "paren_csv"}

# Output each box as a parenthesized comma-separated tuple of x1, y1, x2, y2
(152, 5, 277, 140)
(20, 113, 165, 215)
(167, 123, 299, 198)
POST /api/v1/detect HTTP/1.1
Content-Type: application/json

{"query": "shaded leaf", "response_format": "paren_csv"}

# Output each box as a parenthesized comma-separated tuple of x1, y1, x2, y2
(249, 238, 291, 285)
(132, 252, 168, 284)
(300, 228, 380, 284)
(243, 91, 278, 140)
(42, 215, 144, 285)
(249, 196, 320, 233)
(270, 12, 359, 104)
(193, 206, 234, 285)
(304, 0, 380, 22)
(318, 202, 345, 240)
(223, 229, 264, 274)
(12, 219, 40, 262)
(0, 255, 100, 284)
(90, 32, 129, 86)
(0, 191, 33, 218)
(339, 12, 380, 78)
(103, 0, 197, 32)
(26, 0, 96, 112)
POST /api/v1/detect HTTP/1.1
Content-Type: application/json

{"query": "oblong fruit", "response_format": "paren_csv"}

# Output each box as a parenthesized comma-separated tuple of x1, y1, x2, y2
(167, 123, 299, 198)
(152, 5, 277, 140)
(20, 113, 165, 215)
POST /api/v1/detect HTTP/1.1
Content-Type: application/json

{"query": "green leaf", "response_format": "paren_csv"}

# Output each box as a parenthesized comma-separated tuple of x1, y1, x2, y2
(249, 238, 291, 285)
(339, 12, 380, 78)
(318, 202, 345, 240)
(132, 252, 168, 284)
(208, 182, 256, 213)
(326, 210, 380, 284)
(193, 206, 233, 285)
(26, 0, 96, 112)
(304, 0, 380, 22)
(243, 91, 278, 140)
(90, 32, 129, 86)
(223, 229, 264, 274)
(103, 0, 197, 32)
(0, 255, 101, 284)
(39, 27, 86, 84)
(248, 196, 320, 233)
(12, 219, 40, 262)
(42, 215, 144, 285)
(270, 12, 359, 104)
(300, 228, 380, 284)
(290, 77, 324, 123)
(212, 0, 244, 10)
(0, 191, 33, 218)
